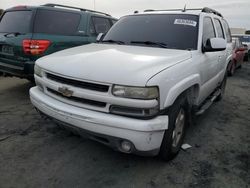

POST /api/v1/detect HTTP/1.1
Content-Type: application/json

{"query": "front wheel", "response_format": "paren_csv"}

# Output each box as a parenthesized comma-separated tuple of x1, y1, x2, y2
(159, 96, 188, 161)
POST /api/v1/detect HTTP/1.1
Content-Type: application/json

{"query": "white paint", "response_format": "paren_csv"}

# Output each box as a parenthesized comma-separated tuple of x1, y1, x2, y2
(210, 38, 227, 49)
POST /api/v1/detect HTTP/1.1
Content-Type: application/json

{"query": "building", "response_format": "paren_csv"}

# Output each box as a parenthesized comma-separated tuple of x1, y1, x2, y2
(230, 28, 246, 35)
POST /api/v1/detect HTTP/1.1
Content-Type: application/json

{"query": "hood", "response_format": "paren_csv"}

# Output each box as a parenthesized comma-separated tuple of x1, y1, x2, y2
(37, 43, 192, 86)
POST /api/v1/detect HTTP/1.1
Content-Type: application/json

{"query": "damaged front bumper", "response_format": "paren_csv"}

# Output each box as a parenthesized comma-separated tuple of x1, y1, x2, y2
(30, 86, 169, 156)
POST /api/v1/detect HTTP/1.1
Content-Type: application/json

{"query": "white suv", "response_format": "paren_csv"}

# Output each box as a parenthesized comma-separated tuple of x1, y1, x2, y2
(30, 7, 232, 160)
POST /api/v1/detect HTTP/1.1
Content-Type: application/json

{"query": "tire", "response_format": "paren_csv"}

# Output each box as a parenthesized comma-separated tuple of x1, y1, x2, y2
(27, 77, 35, 83)
(243, 54, 248, 62)
(216, 73, 227, 101)
(159, 95, 188, 161)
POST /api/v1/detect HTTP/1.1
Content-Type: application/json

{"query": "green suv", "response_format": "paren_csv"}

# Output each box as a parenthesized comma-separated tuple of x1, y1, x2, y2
(0, 4, 117, 80)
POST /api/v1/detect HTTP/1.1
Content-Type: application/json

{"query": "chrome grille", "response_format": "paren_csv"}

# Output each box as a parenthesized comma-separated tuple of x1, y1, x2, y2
(47, 88, 107, 108)
(46, 73, 109, 92)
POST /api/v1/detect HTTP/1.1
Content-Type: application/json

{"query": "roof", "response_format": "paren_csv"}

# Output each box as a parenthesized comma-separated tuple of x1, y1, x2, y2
(132, 7, 223, 18)
(136, 11, 201, 16)
(5, 4, 116, 19)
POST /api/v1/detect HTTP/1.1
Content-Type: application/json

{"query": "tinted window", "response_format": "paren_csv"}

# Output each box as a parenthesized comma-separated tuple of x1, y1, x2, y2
(104, 14, 199, 50)
(89, 19, 96, 35)
(203, 17, 215, 45)
(214, 19, 224, 38)
(92, 17, 111, 35)
(34, 10, 81, 35)
(222, 20, 232, 43)
(0, 11, 32, 33)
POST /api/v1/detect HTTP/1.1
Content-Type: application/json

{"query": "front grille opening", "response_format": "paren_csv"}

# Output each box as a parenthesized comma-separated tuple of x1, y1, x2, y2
(47, 88, 106, 108)
(46, 73, 109, 92)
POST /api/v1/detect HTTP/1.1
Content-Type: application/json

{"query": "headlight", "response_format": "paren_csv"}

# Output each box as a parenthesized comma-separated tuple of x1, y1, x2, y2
(34, 64, 42, 77)
(112, 85, 159, 99)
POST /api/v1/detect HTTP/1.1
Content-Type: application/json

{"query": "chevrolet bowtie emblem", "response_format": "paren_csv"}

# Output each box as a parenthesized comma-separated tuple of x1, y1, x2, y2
(58, 86, 73, 97)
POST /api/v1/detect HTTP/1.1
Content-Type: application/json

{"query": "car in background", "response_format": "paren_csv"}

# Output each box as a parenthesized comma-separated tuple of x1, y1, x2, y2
(0, 4, 117, 81)
(228, 37, 247, 76)
(232, 34, 250, 61)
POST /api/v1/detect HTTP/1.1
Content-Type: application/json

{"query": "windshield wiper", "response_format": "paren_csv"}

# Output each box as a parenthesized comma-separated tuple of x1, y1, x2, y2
(102, 39, 125, 45)
(4, 32, 24, 37)
(130, 41, 168, 48)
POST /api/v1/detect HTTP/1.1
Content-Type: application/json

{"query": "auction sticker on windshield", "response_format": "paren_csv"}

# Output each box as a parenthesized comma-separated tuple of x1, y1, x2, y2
(174, 19, 197, 27)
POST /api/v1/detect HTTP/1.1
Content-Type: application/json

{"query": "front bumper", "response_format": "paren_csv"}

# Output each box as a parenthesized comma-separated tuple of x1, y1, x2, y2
(30, 86, 168, 156)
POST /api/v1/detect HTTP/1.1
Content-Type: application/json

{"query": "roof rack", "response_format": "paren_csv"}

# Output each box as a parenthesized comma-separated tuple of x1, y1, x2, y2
(144, 7, 223, 17)
(201, 7, 223, 17)
(43, 3, 111, 17)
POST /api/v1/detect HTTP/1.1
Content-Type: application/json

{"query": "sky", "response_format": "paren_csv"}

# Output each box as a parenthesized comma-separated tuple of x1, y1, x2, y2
(0, 0, 249, 29)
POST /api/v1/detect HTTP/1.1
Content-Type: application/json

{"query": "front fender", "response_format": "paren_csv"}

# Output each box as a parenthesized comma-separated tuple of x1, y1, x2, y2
(163, 74, 201, 108)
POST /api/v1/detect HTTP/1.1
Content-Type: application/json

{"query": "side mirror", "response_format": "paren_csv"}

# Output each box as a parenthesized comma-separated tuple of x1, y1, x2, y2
(96, 33, 104, 43)
(203, 38, 226, 52)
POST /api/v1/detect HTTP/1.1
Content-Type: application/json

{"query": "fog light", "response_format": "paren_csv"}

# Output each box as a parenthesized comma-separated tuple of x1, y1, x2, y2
(121, 140, 132, 153)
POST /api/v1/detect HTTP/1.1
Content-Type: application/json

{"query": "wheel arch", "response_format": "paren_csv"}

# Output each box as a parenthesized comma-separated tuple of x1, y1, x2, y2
(163, 74, 201, 108)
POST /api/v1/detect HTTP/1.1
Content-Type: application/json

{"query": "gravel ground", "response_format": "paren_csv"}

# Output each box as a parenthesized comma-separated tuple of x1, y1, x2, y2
(0, 63, 249, 188)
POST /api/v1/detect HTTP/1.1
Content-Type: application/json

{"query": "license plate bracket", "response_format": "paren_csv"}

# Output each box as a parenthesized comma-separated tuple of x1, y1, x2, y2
(1, 45, 14, 55)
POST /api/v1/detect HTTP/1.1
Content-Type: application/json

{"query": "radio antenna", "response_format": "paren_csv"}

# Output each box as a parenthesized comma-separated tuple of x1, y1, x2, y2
(183, 4, 186, 12)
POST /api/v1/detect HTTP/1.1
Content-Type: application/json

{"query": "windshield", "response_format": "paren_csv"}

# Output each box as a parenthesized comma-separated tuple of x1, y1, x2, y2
(103, 14, 199, 50)
(0, 11, 32, 33)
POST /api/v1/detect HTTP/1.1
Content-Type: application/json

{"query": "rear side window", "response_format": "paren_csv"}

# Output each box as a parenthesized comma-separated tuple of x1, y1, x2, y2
(0, 11, 32, 33)
(34, 9, 81, 35)
(222, 20, 232, 43)
(202, 17, 216, 45)
(92, 17, 111, 35)
(214, 19, 224, 38)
